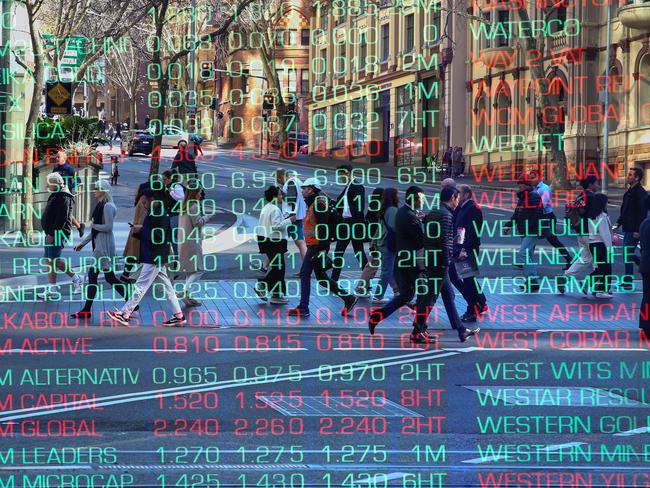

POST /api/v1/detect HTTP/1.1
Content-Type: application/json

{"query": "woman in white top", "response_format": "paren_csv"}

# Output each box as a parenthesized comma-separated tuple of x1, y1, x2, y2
(256, 186, 296, 304)
(178, 184, 211, 307)
(587, 194, 614, 299)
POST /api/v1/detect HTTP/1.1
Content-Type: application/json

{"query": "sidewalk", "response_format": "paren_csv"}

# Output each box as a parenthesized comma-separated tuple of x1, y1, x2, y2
(1, 277, 642, 332)
(206, 144, 627, 204)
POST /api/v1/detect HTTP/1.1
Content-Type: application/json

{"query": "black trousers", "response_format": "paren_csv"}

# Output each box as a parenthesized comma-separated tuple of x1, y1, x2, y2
(330, 218, 368, 282)
(589, 242, 612, 293)
(81, 266, 129, 312)
(449, 258, 486, 315)
(372, 266, 418, 328)
(413, 268, 466, 336)
(257, 238, 287, 298)
(540, 212, 571, 265)
(640, 273, 650, 332)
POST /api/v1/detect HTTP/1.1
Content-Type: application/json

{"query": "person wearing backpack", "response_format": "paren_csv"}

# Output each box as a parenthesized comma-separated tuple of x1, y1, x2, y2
(368, 186, 427, 338)
(355, 188, 385, 297)
(331, 165, 368, 283)
(287, 178, 358, 318)
(369, 187, 400, 303)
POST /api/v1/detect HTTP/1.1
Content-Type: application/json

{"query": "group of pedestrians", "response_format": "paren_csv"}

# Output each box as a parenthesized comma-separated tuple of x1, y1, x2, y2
(252, 166, 487, 343)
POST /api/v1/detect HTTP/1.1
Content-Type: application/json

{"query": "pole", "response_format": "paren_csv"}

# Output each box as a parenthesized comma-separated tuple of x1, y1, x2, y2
(260, 79, 265, 156)
(601, 4, 612, 195)
(189, 0, 196, 132)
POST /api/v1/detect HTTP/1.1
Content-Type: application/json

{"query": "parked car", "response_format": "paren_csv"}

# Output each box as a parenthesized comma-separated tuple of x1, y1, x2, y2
(289, 132, 308, 148)
(161, 125, 190, 148)
(121, 130, 154, 156)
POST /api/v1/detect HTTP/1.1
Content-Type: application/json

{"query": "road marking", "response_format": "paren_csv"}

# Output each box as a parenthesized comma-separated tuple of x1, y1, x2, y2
(0, 349, 458, 422)
(614, 426, 650, 436)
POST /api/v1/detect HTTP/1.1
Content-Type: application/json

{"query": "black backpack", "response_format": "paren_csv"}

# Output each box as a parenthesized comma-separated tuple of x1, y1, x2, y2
(314, 194, 342, 243)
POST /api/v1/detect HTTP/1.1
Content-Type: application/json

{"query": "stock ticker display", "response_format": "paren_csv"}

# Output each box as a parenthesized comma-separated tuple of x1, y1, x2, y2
(1, 0, 650, 487)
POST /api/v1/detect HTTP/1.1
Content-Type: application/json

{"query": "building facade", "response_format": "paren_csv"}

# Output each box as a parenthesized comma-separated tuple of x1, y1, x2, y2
(466, 0, 650, 187)
(306, 0, 467, 167)
(217, 0, 311, 150)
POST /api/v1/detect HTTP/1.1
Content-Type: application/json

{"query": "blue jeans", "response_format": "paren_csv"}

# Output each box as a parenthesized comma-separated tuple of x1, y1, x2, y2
(519, 236, 538, 279)
(298, 246, 348, 311)
(623, 231, 640, 277)
(414, 268, 465, 335)
(373, 246, 396, 298)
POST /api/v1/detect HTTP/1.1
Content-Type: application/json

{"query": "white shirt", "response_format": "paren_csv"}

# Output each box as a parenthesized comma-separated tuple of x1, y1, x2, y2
(169, 183, 185, 202)
(281, 176, 307, 220)
(258, 202, 293, 240)
(342, 182, 352, 219)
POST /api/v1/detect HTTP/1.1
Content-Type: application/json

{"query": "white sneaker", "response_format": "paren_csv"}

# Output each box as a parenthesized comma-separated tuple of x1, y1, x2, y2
(270, 297, 289, 305)
(71, 274, 83, 294)
(594, 292, 613, 299)
(37, 286, 60, 301)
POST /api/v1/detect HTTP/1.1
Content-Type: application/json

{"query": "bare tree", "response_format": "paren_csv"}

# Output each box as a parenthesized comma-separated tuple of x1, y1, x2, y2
(145, 0, 257, 175)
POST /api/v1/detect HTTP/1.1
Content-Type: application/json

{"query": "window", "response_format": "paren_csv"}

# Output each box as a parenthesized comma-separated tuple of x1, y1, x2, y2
(332, 102, 346, 148)
(495, 88, 510, 137)
(319, 48, 327, 83)
(288, 29, 298, 46)
(301, 69, 310, 94)
(288, 69, 297, 92)
(495, 10, 509, 47)
(429, 4, 441, 45)
(350, 97, 367, 152)
(396, 86, 415, 166)
(639, 55, 650, 126)
(301, 29, 310, 45)
(405, 14, 414, 52)
(381, 24, 390, 61)
(475, 94, 488, 140)
(334, 41, 345, 77)
(321, 10, 329, 31)
(241, 69, 249, 94)
(359, 32, 367, 71)
(276, 29, 285, 46)
(313, 108, 327, 148)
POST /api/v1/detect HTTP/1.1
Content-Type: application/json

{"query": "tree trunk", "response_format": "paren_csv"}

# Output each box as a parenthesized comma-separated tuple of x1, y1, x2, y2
(21, 3, 45, 240)
(87, 83, 98, 117)
(516, 6, 569, 189)
(129, 96, 137, 130)
(148, 0, 170, 176)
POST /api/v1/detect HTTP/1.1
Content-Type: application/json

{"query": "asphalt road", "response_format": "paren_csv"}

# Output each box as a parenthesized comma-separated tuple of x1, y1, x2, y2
(0, 146, 646, 488)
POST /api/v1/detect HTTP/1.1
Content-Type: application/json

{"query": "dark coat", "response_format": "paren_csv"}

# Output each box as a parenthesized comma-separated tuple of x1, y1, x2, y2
(395, 204, 424, 253)
(171, 147, 197, 175)
(509, 188, 543, 236)
(639, 217, 650, 275)
(454, 199, 483, 255)
(52, 162, 78, 191)
(336, 181, 365, 223)
(41, 189, 74, 240)
(618, 183, 648, 232)
(139, 201, 172, 266)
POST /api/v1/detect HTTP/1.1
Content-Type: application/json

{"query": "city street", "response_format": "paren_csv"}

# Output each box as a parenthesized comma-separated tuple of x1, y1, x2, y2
(0, 147, 648, 487)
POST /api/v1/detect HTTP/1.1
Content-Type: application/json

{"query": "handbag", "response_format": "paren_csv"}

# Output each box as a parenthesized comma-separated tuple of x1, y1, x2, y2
(454, 258, 479, 279)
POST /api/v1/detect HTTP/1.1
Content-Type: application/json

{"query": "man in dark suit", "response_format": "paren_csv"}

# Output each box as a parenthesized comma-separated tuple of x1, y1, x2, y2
(450, 184, 488, 322)
(369, 186, 433, 343)
(331, 165, 368, 282)
(615, 167, 648, 279)
(638, 196, 650, 336)
(413, 187, 480, 343)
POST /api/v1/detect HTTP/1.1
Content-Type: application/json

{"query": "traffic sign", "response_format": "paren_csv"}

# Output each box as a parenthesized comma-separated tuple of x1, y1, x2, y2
(45, 81, 72, 115)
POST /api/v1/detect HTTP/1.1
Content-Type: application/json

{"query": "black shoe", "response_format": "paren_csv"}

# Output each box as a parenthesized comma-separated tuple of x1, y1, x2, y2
(254, 285, 268, 302)
(107, 310, 130, 326)
(287, 307, 310, 317)
(461, 312, 477, 322)
(513, 264, 523, 270)
(163, 315, 186, 327)
(70, 310, 91, 320)
(78, 223, 85, 238)
(476, 303, 488, 315)
(341, 296, 358, 316)
(368, 311, 383, 335)
(410, 332, 434, 344)
(459, 327, 480, 343)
